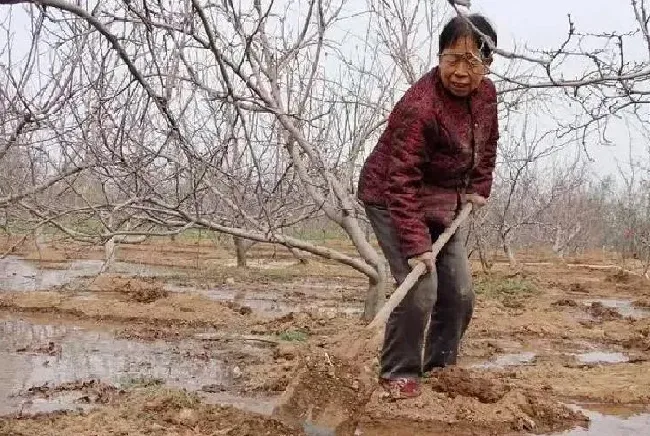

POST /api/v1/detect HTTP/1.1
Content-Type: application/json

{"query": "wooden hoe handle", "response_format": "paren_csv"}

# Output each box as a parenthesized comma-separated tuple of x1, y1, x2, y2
(367, 203, 473, 330)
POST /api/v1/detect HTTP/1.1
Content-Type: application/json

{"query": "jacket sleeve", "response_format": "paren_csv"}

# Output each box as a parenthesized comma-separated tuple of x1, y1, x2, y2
(468, 102, 499, 198)
(386, 103, 432, 258)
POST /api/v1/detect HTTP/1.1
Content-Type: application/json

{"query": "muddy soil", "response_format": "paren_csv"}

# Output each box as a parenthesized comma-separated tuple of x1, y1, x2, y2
(0, 389, 303, 436)
(1, 241, 650, 435)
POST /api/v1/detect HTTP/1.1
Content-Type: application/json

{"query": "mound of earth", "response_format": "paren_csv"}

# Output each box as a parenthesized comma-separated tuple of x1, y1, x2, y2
(90, 275, 169, 303)
(362, 368, 588, 435)
(273, 334, 586, 436)
(427, 367, 510, 403)
(273, 354, 373, 435)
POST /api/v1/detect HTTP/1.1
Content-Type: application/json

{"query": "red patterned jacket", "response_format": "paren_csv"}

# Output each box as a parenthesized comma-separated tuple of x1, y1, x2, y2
(358, 67, 499, 258)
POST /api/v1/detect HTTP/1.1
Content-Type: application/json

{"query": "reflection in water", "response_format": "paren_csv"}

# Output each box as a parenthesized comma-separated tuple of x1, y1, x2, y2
(549, 405, 650, 435)
(167, 284, 364, 318)
(471, 352, 537, 369)
(0, 317, 236, 415)
(0, 255, 177, 292)
(0, 256, 101, 291)
(0, 256, 364, 318)
(582, 299, 649, 319)
(575, 351, 629, 364)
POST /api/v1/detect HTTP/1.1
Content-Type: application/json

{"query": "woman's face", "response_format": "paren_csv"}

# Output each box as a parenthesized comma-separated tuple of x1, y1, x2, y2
(439, 36, 490, 97)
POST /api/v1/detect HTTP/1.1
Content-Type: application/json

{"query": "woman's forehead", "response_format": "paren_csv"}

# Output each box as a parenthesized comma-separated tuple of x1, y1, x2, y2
(442, 36, 480, 53)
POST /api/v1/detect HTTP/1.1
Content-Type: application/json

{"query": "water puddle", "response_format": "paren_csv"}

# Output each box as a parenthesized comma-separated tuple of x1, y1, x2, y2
(582, 299, 649, 319)
(0, 256, 362, 318)
(168, 284, 363, 318)
(0, 316, 267, 416)
(199, 391, 277, 416)
(547, 404, 650, 435)
(303, 423, 336, 436)
(0, 255, 180, 292)
(221, 259, 299, 270)
(471, 352, 536, 369)
(574, 351, 629, 364)
(0, 256, 101, 291)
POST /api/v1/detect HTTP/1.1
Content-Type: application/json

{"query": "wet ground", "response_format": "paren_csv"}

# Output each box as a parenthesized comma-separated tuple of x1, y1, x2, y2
(581, 298, 649, 319)
(0, 315, 277, 416)
(548, 405, 650, 435)
(0, 241, 649, 435)
(168, 284, 364, 318)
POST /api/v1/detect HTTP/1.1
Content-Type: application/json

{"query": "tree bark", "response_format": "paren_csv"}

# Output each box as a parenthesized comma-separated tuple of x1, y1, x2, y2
(475, 233, 492, 272)
(101, 237, 117, 274)
(502, 234, 517, 269)
(362, 264, 388, 321)
(289, 246, 309, 264)
(233, 236, 254, 268)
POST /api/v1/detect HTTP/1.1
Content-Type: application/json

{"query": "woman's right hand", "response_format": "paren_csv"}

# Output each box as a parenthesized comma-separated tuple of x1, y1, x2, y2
(407, 251, 434, 272)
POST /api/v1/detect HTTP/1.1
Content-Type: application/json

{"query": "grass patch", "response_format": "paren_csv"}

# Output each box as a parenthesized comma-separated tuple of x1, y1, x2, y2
(475, 274, 539, 300)
(278, 329, 309, 342)
(117, 376, 165, 389)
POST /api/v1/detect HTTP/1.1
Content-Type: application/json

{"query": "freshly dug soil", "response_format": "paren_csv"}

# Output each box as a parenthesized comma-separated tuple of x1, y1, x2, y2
(428, 367, 510, 403)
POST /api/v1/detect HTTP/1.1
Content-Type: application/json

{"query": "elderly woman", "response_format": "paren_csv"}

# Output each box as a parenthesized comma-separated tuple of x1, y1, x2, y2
(357, 13, 498, 399)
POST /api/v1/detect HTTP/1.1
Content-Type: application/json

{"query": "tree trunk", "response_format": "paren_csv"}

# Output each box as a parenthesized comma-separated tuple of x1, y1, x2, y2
(101, 237, 117, 274)
(553, 223, 581, 260)
(502, 234, 517, 269)
(289, 246, 308, 264)
(475, 233, 492, 272)
(34, 226, 46, 259)
(233, 236, 251, 268)
(362, 265, 388, 321)
(552, 227, 564, 258)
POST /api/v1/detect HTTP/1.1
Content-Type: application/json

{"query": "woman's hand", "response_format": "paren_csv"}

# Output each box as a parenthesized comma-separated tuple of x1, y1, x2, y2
(407, 251, 434, 272)
(448, 0, 471, 7)
(465, 193, 487, 209)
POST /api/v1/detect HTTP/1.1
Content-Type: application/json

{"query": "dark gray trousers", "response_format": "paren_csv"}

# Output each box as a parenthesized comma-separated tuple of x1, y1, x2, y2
(365, 205, 474, 379)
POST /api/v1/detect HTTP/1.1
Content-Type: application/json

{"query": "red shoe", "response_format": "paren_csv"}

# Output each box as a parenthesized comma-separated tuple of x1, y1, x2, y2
(379, 377, 421, 399)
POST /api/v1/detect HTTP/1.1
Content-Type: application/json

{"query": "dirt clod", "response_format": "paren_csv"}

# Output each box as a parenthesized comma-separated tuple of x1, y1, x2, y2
(633, 298, 650, 308)
(115, 326, 184, 341)
(239, 306, 253, 315)
(606, 269, 632, 284)
(428, 367, 510, 403)
(16, 341, 61, 356)
(513, 391, 589, 432)
(21, 380, 122, 405)
(568, 282, 589, 293)
(623, 335, 650, 351)
(552, 298, 578, 307)
(274, 343, 298, 361)
(588, 302, 623, 320)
